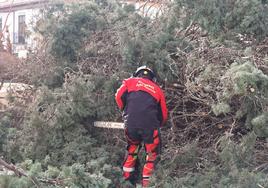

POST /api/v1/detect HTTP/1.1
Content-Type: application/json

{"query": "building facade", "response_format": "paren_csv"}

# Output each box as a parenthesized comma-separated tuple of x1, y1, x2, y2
(0, 0, 49, 58)
(0, 0, 169, 58)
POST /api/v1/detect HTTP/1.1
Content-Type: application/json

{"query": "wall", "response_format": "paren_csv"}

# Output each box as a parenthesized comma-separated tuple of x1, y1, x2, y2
(0, 8, 41, 57)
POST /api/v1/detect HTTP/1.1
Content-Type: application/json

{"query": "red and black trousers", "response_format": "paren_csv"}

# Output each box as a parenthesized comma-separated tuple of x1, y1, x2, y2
(123, 128, 161, 187)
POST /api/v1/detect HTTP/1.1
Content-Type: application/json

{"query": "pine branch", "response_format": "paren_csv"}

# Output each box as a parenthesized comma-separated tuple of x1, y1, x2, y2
(0, 157, 70, 187)
(0, 157, 40, 187)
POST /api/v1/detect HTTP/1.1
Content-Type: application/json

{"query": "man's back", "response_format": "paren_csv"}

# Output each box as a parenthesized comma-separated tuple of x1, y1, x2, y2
(116, 77, 167, 129)
(124, 89, 161, 130)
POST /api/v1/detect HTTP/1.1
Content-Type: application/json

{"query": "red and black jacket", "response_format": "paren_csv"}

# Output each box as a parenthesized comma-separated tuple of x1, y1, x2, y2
(115, 77, 168, 130)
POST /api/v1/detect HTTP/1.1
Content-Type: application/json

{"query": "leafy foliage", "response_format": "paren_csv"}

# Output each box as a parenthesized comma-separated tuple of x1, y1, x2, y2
(150, 132, 268, 188)
(50, 3, 105, 63)
(0, 161, 113, 188)
(175, 0, 268, 41)
(1, 0, 268, 187)
(251, 112, 268, 137)
(214, 62, 268, 133)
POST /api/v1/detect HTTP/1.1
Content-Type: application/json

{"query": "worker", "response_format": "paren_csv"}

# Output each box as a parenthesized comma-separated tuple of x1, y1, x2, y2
(115, 66, 168, 187)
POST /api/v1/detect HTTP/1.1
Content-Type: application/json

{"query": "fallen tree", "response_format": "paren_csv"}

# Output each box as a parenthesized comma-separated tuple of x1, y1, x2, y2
(0, 0, 267, 187)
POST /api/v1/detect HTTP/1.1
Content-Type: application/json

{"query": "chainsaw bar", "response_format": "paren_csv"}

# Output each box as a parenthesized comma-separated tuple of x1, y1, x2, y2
(94, 121, 124, 129)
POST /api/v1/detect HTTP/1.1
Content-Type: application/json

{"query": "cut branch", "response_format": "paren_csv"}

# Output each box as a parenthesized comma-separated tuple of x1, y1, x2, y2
(0, 157, 40, 187)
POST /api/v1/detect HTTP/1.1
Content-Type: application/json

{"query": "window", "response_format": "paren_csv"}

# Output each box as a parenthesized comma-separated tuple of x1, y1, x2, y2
(18, 15, 26, 44)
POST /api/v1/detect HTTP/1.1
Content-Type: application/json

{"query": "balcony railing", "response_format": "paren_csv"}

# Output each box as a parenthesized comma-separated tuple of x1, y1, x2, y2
(13, 32, 26, 44)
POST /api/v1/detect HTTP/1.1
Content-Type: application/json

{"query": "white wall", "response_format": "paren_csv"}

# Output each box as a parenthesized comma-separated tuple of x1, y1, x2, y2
(0, 7, 41, 57)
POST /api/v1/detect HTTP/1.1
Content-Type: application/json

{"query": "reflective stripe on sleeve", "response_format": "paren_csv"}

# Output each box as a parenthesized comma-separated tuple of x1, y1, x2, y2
(123, 167, 135, 172)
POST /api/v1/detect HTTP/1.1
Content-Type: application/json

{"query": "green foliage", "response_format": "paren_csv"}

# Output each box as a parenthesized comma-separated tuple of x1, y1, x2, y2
(251, 112, 268, 137)
(123, 4, 136, 13)
(43, 66, 65, 88)
(0, 114, 9, 153)
(151, 142, 198, 187)
(63, 163, 112, 188)
(163, 167, 268, 188)
(14, 74, 118, 166)
(151, 133, 268, 188)
(120, 27, 184, 82)
(1, 1, 268, 187)
(1, 2, 126, 187)
(219, 132, 257, 169)
(175, 142, 198, 166)
(0, 162, 113, 188)
(2, 127, 23, 163)
(47, 2, 107, 63)
(117, 3, 192, 82)
(0, 74, 122, 187)
(226, 62, 268, 96)
(213, 62, 268, 132)
(175, 0, 268, 41)
(0, 176, 33, 188)
(212, 102, 231, 116)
